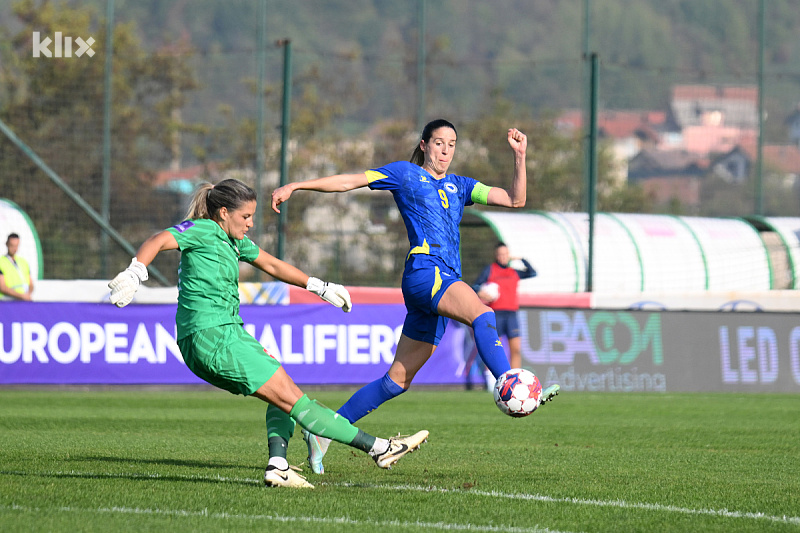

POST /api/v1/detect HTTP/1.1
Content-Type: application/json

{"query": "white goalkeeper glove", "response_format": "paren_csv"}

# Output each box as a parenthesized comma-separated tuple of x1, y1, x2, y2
(306, 276, 352, 312)
(108, 257, 149, 308)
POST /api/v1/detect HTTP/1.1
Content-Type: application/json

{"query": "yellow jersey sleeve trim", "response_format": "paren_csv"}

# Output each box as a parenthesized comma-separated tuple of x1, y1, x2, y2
(365, 170, 386, 184)
(471, 182, 492, 205)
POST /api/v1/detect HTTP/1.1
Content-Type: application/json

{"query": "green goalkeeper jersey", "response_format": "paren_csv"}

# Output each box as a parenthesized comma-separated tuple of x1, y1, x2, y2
(167, 218, 260, 340)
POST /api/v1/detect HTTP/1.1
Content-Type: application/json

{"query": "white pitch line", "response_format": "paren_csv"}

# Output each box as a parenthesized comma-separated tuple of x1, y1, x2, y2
(332, 482, 800, 526)
(0, 503, 573, 533)
(3, 469, 799, 526)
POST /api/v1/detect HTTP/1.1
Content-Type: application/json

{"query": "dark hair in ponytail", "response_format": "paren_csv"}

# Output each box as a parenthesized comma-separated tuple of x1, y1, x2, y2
(185, 178, 257, 220)
(410, 118, 457, 166)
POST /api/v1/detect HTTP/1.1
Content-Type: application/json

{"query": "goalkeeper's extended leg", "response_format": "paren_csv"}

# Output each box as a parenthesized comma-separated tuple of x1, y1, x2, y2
(317, 338, 432, 473)
(252, 358, 426, 473)
(304, 372, 407, 474)
(290, 394, 426, 470)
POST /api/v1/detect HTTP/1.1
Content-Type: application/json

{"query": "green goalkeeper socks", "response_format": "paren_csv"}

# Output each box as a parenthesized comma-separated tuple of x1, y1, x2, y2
(290, 394, 377, 453)
(266, 404, 295, 470)
(266, 403, 296, 442)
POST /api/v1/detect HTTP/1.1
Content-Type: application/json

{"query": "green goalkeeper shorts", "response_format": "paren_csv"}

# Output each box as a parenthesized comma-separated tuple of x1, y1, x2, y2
(178, 324, 281, 396)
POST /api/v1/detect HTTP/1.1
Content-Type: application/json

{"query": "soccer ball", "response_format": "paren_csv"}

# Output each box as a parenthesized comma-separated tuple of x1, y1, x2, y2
(479, 282, 500, 303)
(493, 368, 542, 417)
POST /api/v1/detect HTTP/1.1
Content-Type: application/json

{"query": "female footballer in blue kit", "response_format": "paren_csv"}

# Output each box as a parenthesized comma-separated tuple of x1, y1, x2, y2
(108, 178, 428, 488)
(271, 119, 560, 475)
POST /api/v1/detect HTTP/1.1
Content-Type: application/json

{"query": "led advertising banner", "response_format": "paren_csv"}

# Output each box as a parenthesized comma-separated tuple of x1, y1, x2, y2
(0, 303, 465, 386)
(519, 308, 800, 392)
(4, 303, 800, 392)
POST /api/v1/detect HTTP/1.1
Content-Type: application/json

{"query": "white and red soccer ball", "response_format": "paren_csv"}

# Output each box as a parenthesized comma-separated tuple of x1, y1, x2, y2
(493, 368, 542, 417)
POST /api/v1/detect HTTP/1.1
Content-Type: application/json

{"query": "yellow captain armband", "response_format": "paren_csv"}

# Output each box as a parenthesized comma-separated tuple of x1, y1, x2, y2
(471, 182, 492, 205)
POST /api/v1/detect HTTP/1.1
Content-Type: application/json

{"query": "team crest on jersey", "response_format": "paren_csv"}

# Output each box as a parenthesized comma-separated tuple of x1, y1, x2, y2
(419, 175, 429, 182)
(444, 183, 458, 194)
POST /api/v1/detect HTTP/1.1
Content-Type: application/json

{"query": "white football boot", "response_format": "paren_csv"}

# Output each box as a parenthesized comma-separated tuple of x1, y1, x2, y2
(264, 465, 314, 488)
(373, 430, 429, 469)
(303, 428, 327, 475)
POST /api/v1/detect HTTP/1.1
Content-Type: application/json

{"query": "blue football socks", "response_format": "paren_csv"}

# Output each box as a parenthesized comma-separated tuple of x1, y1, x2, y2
(337, 372, 407, 423)
(472, 311, 511, 379)
(335, 313, 508, 422)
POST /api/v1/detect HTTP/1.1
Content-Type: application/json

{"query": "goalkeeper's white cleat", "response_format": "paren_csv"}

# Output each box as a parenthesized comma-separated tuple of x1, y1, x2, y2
(302, 429, 326, 475)
(373, 430, 429, 469)
(264, 465, 314, 488)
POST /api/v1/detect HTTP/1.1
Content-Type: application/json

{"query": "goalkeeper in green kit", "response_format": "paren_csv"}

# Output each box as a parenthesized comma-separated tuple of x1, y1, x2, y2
(108, 178, 428, 488)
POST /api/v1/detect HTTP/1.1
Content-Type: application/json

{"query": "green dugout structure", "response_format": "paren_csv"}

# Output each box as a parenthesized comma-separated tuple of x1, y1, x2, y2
(461, 210, 800, 294)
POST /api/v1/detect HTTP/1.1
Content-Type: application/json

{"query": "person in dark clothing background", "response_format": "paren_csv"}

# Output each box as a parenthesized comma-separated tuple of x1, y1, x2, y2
(472, 241, 536, 370)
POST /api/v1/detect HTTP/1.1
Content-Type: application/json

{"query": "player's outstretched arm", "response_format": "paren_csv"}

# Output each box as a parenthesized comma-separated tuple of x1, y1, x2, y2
(133, 230, 180, 266)
(271, 173, 370, 213)
(486, 128, 528, 209)
(251, 249, 310, 287)
(108, 230, 178, 307)
(250, 249, 352, 312)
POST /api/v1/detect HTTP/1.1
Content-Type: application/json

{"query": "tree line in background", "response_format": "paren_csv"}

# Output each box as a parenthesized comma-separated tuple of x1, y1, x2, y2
(103, 0, 800, 124)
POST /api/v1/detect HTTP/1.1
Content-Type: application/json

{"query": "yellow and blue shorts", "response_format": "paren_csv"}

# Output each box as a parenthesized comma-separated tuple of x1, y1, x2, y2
(400, 254, 460, 345)
(177, 323, 280, 396)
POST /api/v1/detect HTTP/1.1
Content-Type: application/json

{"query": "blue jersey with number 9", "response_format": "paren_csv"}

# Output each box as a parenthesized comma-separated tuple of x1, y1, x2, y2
(366, 160, 481, 277)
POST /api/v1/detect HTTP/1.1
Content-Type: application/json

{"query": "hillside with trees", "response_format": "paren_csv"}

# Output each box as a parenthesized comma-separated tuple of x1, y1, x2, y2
(2, 0, 800, 283)
(111, 0, 800, 121)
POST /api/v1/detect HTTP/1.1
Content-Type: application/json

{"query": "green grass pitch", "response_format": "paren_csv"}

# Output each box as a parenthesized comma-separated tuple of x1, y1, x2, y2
(1, 387, 798, 532)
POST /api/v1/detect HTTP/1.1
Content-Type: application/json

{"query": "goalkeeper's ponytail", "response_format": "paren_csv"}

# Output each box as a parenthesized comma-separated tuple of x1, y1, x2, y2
(185, 183, 214, 220)
(185, 179, 258, 221)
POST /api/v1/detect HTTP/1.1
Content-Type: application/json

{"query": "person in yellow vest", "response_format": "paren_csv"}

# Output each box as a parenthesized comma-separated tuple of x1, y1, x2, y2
(0, 233, 34, 301)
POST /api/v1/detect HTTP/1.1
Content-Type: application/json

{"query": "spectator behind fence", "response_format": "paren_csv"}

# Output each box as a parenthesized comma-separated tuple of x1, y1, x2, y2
(0, 233, 34, 301)
(472, 242, 536, 370)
